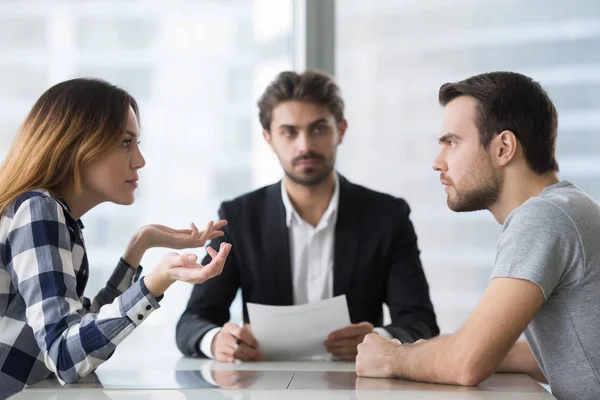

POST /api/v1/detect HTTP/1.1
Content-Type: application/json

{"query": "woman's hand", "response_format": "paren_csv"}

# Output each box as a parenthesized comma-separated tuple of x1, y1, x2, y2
(139, 220, 227, 249)
(144, 242, 232, 297)
(123, 220, 227, 268)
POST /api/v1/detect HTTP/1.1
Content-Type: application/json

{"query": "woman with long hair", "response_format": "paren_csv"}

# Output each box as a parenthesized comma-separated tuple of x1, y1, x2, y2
(0, 78, 231, 398)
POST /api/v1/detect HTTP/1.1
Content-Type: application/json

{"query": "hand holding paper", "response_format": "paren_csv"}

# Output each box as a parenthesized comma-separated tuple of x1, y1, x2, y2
(324, 321, 374, 361)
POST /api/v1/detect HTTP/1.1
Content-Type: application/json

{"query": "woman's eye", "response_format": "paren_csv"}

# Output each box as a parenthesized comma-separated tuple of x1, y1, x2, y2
(121, 140, 132, 148)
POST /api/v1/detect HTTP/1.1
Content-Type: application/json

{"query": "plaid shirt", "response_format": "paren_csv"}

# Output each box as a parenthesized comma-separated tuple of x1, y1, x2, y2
(0, 190, 160, 399)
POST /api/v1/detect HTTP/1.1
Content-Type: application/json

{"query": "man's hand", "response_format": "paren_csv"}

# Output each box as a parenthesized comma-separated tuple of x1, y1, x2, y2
(325, 322, 374, 361)
(211, 323, 263, 363)
(356, 333, 401, 378)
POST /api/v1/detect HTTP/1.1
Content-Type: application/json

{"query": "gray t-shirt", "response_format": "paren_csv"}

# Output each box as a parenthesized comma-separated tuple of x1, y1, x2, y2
(493, 181, 600, 400)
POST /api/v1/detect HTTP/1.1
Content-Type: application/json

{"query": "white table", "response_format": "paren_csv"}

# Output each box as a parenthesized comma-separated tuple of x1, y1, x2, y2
(11, 360, 555, 399)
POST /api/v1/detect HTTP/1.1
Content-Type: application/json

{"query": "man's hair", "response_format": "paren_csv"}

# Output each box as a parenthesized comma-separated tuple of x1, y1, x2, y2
(257, 70, 345, 131)
(439, 71, 559, 174)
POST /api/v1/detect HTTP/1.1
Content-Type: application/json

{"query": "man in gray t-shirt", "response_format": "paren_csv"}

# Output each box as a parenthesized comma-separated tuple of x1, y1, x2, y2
(493, 180, 600, 399)
(354, 71, 600, 400)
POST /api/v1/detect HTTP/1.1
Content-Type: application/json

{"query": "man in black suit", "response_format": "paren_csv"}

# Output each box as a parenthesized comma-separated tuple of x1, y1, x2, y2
(176, 70, 439, 363)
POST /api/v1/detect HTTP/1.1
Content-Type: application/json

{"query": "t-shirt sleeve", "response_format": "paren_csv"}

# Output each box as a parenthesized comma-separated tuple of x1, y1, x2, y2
(492, 199, 584, 300)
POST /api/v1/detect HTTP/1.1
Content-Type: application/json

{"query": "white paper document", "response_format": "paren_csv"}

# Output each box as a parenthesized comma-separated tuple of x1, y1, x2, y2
(247, 295, 351, 360)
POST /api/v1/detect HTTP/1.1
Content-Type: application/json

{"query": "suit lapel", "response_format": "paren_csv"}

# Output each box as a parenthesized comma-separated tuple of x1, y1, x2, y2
(333, 176, 360, 296)
(263, 182, 294, 305)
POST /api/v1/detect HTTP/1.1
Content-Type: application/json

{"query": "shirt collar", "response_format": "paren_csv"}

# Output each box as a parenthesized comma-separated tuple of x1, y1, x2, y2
(54, 196, 85, 230)
(281, 173, 340, 228)
(31, 189, 85, 230)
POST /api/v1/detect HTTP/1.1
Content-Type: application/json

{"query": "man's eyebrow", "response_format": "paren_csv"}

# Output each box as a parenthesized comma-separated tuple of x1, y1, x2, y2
(438, 132, 461, 143)
(278, 124, 297, 130)
(308, 118, 328, 128)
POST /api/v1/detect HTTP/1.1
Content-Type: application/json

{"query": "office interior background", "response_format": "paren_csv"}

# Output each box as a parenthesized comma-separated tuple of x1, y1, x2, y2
(1, 0, 599, 362)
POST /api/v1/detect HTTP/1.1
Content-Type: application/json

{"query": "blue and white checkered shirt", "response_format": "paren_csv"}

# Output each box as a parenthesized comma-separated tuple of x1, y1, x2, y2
(0, 190, 160, 399)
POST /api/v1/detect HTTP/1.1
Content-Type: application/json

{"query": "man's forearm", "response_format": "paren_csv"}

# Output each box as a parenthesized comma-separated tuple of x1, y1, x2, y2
(497, 341, 547, 383)
(391, 333, 505, 386)
(391, 335, 470, 385)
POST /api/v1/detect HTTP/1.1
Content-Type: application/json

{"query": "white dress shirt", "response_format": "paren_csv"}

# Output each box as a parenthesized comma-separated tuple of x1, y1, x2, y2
(284, 173, 339, 305)
(199, 175, 391, 359)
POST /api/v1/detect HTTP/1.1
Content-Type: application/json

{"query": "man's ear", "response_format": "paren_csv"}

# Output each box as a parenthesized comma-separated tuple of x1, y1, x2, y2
(263, 129, 274, 151)
(337, 119, 348, 145)
(492, 130, 518, 167)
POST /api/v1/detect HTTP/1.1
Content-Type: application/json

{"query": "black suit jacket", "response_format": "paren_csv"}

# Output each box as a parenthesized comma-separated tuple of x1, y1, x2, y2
(176, 175, 439, 357)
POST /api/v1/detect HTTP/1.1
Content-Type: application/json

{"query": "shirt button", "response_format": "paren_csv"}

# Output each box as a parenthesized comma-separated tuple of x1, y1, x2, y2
(137, 315, 143, 320)
(146, 305, 152, 311)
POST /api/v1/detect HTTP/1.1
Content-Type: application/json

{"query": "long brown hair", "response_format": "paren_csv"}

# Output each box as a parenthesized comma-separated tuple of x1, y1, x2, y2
(0, 78, 139, 214)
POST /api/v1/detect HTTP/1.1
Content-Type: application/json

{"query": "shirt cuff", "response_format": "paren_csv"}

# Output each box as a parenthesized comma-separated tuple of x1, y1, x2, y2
(119, 277, 161, 327)
(374, 327, 395, 341)
(200, 327, 222, 359)
(108, 258, 142, 294)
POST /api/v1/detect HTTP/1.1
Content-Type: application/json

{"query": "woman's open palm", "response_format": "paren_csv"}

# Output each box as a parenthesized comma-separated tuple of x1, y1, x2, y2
(140, 220, 227, 250)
